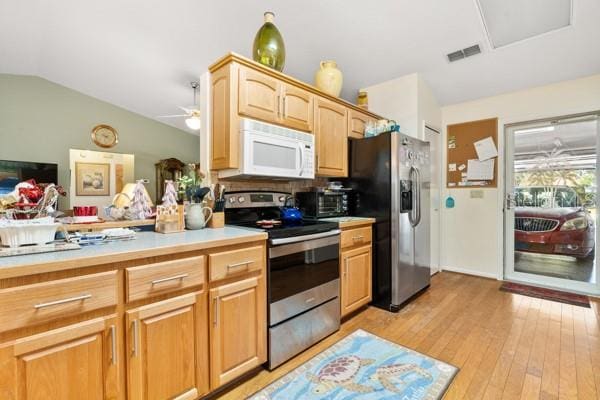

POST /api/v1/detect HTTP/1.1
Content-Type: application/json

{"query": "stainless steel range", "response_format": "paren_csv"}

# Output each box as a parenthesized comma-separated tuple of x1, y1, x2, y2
(224, 191, 341, 369)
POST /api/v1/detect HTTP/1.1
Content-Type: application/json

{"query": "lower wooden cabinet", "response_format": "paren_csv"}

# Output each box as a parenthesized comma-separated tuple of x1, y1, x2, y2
(0, 316, 120, 400)
(209, 276, 266, 389)
(0, 241, 268, 400)
(341, 244, 372, 317)
(126, 292, 209, 400)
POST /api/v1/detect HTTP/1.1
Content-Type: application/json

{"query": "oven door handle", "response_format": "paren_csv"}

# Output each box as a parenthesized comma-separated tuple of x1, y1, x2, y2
(269, 229, 341, 246)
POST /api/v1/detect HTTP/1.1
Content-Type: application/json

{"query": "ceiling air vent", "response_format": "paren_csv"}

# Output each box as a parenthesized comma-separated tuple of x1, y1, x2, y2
(446, 44, 482, 63)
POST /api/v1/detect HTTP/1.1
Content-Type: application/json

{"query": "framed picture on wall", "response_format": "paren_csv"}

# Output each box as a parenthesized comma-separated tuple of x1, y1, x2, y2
(75, 162, 110, 196)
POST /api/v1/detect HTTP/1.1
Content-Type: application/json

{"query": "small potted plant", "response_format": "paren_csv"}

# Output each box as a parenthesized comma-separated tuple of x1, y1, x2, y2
(177, 164, 212, 229)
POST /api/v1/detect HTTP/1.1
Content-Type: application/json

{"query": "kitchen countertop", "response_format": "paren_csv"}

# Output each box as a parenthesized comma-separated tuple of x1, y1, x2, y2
(0, 227, 267, 280)
(321, 216, 376, 228)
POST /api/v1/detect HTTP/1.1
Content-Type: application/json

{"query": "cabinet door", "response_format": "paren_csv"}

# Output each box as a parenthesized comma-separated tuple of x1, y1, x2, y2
(281, 84, 313, 132)
(0, 316, 120, 400)
(211, 64, 238, 170)
(238, 66, 280, 124)
(127, 292, 209, 400)
(209, 276, 266, 389)
(314, 97, 348, 177)
(341, 245, 372, 317)
(348, 109, 374, 139)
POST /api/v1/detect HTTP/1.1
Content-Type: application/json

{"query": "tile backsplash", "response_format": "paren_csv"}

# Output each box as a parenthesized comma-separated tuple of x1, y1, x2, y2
(210, 172, 328, 194)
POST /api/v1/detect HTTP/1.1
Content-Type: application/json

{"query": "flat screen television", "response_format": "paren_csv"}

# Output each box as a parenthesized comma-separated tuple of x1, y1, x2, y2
(0, 160, 59, 196)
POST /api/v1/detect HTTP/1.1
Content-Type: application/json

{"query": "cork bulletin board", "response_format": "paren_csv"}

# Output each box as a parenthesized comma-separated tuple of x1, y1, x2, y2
(446, 117, 498, 188)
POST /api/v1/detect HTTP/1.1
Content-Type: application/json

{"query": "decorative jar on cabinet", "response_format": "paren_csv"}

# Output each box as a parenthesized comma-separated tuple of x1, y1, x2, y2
(315, 61, 343, 97)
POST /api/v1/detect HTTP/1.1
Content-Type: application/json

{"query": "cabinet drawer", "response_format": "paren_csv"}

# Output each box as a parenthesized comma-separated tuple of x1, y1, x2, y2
(0, 271, 117, 333)
(209, 246, 264, 282)
(340, 226, 372, 249)
(126, 256, 205, 302)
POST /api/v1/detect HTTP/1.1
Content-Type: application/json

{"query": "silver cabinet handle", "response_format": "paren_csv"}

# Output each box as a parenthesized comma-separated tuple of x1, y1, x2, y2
(352, 235, 364, 241)
(213, 298, 219, 326)
(344, 258, 349, 276)
(131, 320, 139, 357)
(227, 261, 252, 269)
(109, 325, 117, 365)
(151, 273, 188, 285)
(34, 294, 92, 309)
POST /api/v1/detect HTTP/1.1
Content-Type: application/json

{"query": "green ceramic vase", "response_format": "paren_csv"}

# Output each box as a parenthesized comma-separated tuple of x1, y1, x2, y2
(252, 12, 286, 72)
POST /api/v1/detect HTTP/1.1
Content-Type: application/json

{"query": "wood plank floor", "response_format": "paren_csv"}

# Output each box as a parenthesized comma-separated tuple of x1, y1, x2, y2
(215, 272, 600, 399)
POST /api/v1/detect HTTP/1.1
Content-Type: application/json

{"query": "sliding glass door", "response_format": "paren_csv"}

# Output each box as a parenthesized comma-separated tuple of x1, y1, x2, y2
(504, 113, 600, 295)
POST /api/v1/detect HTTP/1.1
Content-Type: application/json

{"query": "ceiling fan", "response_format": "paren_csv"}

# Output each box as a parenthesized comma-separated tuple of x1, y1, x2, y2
(158, 81, 201, 131)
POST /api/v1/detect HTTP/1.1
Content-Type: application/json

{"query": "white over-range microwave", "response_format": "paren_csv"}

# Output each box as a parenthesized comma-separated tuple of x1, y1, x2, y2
(218, 118, 315, 180)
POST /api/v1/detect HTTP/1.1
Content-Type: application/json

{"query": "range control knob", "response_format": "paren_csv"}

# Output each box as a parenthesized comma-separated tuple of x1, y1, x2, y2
(237, 196, 246, 203)
(278, 196, 286, 203)
(228, 197, 236, 204)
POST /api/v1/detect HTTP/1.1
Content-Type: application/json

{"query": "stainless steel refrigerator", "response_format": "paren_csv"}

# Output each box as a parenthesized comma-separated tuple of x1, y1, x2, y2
(345, 132, 430, 312)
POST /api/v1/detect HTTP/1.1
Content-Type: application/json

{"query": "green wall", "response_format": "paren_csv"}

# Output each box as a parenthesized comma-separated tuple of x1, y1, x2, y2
(0, 74, 200, 209)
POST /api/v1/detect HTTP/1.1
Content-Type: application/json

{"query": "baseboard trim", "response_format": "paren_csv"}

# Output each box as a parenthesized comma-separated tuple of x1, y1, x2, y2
(440, 266, 499, 280)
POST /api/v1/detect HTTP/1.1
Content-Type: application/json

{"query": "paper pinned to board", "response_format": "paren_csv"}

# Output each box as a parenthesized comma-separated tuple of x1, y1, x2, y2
(466, 159, 494, 180)
(474, 137, 498, 161)
(448, 163, 457, 172)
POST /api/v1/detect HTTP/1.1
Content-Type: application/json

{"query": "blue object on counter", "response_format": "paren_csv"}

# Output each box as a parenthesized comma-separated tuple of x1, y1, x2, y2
(445, 196, 455, 209)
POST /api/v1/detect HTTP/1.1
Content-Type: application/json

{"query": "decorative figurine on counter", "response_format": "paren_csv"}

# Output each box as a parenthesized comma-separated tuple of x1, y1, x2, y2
(129, 180, 154, 220)
(161, 180, 178, 206)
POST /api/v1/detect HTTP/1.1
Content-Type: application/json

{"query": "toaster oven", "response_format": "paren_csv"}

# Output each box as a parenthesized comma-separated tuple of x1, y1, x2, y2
(295, 191, 349, 219)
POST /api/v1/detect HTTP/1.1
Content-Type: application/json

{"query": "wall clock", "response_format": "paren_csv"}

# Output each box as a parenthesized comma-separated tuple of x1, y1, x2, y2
(91, 124, 118, 148)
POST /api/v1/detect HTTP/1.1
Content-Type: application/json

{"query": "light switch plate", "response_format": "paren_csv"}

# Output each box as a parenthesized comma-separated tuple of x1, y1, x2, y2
(470, 190, 484, 199)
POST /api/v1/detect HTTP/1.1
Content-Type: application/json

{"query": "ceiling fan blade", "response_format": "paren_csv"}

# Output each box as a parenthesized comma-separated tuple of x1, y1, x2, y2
(156, 114, 188, 118)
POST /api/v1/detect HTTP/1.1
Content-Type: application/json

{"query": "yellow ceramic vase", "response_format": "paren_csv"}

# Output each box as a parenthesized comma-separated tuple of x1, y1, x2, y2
(315, 60, 343, 97)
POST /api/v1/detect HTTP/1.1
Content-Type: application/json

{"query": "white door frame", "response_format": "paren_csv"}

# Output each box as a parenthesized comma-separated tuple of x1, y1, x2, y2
(424, 122, 442, 274)
(503, 112, 600, 295)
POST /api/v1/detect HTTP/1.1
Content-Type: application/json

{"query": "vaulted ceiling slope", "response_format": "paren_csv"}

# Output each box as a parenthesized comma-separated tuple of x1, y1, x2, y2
(1, 1, 599, 133)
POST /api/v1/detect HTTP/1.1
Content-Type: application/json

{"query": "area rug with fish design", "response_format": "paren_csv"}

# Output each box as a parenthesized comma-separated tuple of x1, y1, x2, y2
(248, 329, 458, 400)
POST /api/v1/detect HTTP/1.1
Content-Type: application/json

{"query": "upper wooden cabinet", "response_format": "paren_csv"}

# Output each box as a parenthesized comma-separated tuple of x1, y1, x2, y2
(238, 66, 280, 124)
(211, 64, 238, 170)
(0, 316, 120, 400)
(280, 83, 313, 131)
(209, 53, 381, 172)
(314, 97, 348, 177)
(348, 109, 376, 139)
(126, 292, 209, 400)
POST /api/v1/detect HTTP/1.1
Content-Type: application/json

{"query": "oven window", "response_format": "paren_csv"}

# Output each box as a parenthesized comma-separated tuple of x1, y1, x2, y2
(269, 243, 339, 303)
(253, 141, 296, 169)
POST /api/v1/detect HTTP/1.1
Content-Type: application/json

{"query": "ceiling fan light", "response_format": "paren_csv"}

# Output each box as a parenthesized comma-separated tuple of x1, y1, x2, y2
(185, 116, 201, 131)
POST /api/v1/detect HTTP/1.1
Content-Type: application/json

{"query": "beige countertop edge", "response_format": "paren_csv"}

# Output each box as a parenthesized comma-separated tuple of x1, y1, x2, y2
(338, 218, 376, 228)
(0, 232, 268, 280)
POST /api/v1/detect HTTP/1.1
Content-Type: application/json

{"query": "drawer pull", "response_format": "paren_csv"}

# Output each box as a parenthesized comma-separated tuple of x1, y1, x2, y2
(352, 235, 364, 241)
(151, 273, 189, 285)
(34, 294, 92, 309)
(109, 325, 117, 365)
(227, 261, 252, 269)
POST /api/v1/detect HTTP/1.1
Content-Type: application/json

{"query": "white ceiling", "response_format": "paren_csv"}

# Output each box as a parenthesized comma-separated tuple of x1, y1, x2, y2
(1, 0, 599, 134)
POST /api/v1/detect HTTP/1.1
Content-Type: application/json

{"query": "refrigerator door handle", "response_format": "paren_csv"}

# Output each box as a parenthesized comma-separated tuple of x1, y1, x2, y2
(409, 166, 422, 227)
